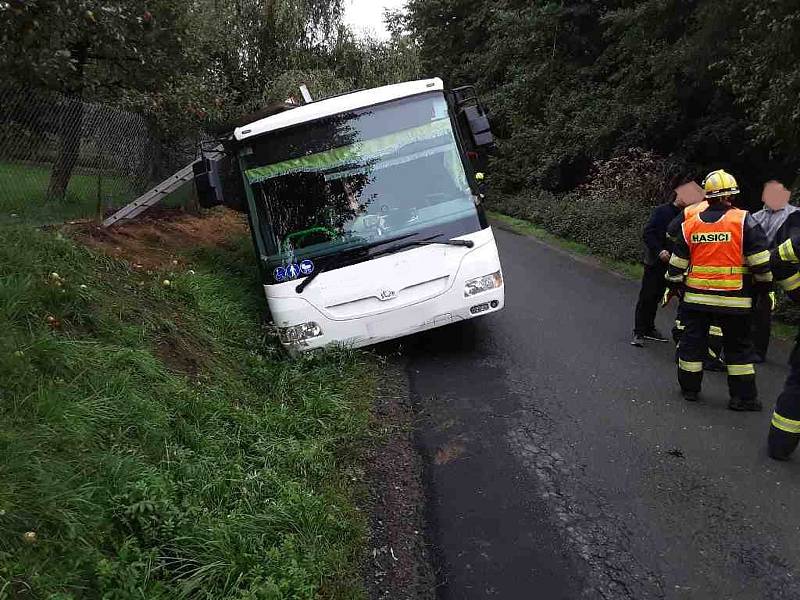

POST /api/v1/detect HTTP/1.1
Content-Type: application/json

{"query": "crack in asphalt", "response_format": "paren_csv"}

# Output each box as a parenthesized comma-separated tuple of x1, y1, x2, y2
(508, 422, 665, 599)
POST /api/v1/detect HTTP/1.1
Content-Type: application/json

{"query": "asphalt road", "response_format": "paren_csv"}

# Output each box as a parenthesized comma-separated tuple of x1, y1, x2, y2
(400, 224, 800, 600)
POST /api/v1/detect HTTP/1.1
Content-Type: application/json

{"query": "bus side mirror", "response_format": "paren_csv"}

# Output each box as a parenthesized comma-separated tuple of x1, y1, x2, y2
(462, 104, 494, 148)
(193, 151, 247, 212)
(452, 85, 495, 150)
(193, 158, 217, 208)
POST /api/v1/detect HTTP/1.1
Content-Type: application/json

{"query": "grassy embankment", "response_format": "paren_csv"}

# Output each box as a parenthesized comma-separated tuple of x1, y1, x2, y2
(0, 161, 194, 225)
(489, 211, 645, 280)
(0, 201, 375, 598)
(490, 211, 796, 339)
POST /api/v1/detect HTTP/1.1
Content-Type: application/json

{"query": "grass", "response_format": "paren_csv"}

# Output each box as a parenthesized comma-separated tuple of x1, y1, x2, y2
(771, 320, 796, 341)
(0, 219, 375, 598)
(489, 211, 645, 280)
(0, 162, 195, 226)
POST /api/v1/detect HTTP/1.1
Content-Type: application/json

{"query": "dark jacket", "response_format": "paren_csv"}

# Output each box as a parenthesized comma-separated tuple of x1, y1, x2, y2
(769, 212, 800, 304)
(642, 202, 682, 266)
(773, 211, 800, 250)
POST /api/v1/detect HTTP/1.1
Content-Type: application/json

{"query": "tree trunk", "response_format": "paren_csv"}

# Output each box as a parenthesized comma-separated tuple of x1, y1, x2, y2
(46, 97, 85, 201)
(46, 42, 88, 202)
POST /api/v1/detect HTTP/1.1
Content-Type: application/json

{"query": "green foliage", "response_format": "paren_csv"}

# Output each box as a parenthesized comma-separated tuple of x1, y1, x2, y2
(0, 222, 373, 598)
(490, 148, 684, 262)
(407, 0, 800, 266)
(0, 1, 353, 132)
(720, 3, 800, 172)
(406, 0, 800, 193)
(329, 25, 423, 95)
(1, 0, 421, 193)
(0, 1, 190, 94)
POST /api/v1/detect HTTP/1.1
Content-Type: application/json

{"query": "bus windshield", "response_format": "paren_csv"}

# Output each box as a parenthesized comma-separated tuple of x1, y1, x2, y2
(240, 92, 483, 276)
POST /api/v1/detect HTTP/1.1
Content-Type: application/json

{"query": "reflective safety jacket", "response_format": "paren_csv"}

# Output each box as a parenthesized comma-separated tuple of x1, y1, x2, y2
(666, 204, 772, 313)
(684, 200, 709, 219)
(666, 201, 709, 246)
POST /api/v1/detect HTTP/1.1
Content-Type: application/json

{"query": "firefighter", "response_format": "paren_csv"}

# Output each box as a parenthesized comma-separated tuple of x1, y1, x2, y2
(768, 233, 800, 459)
(669, 196, 724, 370)
(664, 169, 772, 409)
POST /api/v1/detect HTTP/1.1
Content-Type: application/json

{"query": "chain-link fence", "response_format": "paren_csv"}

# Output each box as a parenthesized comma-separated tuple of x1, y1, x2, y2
(0, 86, 202, 224)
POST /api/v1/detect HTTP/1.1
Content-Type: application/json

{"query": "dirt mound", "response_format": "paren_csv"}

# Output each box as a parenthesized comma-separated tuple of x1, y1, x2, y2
(71, 208, 248, 270)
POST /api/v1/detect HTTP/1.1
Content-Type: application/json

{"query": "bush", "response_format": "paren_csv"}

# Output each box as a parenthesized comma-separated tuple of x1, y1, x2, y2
(488, 148, 686, 262)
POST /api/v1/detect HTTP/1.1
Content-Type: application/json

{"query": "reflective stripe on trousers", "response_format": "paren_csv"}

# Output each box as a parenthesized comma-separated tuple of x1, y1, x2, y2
(772, 412, 800, 434)
(727, 364, 755, 376)
(769, 355, 800, 459)
(679, 359, 703, 373)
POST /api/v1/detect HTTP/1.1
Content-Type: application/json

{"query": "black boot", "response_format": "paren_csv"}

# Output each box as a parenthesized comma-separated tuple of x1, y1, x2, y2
(728, 396, 763, 412)
(768, 428, 800, 461)
(682, 390, 700, 402)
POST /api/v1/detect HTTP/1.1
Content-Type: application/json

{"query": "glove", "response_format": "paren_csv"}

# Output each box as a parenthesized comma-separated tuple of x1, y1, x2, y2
(754, 288, 776, 312)
(661, 287, 682, 307)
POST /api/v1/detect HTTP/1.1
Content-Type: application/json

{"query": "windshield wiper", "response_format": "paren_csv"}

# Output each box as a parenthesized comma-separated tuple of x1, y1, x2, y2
(369, 237, 475, 259)
(403, 238, 475, 248)
(295, 235, 475, 294)
(295, 232, 419, 294)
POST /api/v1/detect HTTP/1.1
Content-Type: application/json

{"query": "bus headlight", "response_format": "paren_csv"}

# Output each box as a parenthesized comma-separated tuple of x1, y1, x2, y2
(464, 271, 503, 297)
(278, 322, 323, 345)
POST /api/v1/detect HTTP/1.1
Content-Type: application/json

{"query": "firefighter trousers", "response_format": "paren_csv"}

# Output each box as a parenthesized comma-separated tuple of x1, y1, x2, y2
(677, 308, 756, 399)
(673, 302, 724, 364)
(768, 338, 800, 459)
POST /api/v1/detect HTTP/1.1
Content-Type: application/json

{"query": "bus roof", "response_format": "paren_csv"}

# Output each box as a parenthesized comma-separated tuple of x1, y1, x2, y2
(233, 78, 445, 142)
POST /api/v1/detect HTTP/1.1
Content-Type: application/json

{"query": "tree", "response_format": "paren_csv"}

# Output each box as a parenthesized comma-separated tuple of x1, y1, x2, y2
(1, 0, 195, 199)
(0, 0, 351, 200)
(405, 0, 800, 201)
(328, 10, 422, 94)
(721, 2, 800, 186)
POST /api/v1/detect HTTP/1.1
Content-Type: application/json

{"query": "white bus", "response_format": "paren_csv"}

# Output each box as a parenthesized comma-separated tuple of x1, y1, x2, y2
(226, 78, 504, 352)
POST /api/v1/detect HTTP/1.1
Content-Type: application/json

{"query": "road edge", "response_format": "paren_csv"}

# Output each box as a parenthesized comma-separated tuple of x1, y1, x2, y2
(363, 355, 437, 600)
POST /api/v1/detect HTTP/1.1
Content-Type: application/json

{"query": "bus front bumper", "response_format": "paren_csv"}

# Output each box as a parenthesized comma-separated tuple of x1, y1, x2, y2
(273, 284, 505, 352)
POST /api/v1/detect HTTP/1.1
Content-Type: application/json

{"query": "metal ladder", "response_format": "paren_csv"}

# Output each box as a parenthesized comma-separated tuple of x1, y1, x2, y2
(101, 162, 196, 228)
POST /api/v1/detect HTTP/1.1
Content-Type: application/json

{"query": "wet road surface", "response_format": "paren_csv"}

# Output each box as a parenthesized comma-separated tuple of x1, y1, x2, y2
(400, 225, 800, 599)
